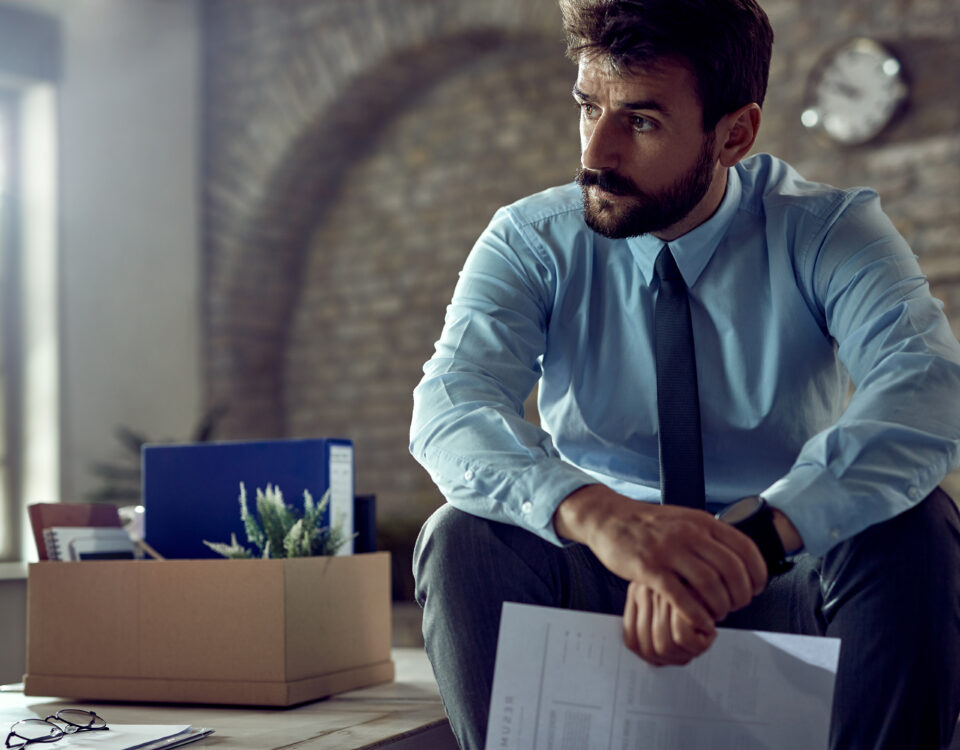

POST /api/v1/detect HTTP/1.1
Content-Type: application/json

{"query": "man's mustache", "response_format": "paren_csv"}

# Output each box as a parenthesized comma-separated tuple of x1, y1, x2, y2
(576, 167, 642, 197)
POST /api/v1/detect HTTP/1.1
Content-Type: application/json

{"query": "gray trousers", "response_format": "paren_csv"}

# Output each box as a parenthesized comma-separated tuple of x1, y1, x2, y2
(413, 488, 960, 750)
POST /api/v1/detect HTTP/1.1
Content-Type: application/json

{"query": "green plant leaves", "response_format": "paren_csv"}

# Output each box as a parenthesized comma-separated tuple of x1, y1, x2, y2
(203, 483, 355, 559)
(202, 532, 252, 559)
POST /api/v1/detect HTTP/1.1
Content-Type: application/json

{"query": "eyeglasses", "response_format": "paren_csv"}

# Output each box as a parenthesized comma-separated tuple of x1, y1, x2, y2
(6, 710, 108, 749)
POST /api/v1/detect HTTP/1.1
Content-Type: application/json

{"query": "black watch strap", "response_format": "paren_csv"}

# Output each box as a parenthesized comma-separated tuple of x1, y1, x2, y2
(716, 497, 794, 577)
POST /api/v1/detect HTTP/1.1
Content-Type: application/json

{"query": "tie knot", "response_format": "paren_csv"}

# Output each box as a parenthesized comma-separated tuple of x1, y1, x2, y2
(655, 246, 683, 283)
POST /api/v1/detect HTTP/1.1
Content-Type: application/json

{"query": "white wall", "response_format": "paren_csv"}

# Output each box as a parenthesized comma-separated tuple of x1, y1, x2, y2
(0, 0, 200, 685)
(0, 578, 26, 684)
(56, 0, 201, 503)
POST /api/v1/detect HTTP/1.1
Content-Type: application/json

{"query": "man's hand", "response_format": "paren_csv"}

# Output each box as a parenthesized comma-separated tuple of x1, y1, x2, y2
(623, 581, 716, 665)
(554, 485, 768, 664)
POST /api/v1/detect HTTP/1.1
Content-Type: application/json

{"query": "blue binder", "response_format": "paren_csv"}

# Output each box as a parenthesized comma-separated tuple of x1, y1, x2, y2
(142, 438, 354, 560)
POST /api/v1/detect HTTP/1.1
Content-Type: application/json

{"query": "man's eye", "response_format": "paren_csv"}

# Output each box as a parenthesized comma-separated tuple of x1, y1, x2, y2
(632, 116, 655, 132)
(579, 102, 600, 119)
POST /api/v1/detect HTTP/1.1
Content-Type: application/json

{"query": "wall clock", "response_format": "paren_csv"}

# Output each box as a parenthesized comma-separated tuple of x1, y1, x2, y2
(800, 37, 909, 146)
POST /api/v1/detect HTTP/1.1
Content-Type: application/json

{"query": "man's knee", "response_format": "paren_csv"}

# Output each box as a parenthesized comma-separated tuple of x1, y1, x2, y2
(820, 485, 960, 635)
(832, 486, 960, 572)
(415, 502, 479, 565)
(413, 504, 488, 605)
(413, 503, 556, 609)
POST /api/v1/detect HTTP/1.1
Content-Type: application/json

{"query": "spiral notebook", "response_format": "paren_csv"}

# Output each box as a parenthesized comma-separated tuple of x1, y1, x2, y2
(43, 526, 135, 561)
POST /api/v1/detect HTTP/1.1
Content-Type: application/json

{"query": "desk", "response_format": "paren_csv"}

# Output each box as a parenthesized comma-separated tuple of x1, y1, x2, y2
(0, 649, 457, 750)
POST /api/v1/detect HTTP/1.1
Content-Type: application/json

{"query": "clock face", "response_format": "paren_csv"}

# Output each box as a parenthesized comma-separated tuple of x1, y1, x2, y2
(801, 38, 908, 146)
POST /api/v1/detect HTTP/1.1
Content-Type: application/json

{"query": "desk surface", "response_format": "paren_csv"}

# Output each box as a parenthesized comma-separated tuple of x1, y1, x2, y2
(0, 649, 456, 750)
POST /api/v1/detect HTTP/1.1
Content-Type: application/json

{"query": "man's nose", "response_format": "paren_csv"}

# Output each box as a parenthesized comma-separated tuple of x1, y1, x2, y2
(581, 115, 621, 172)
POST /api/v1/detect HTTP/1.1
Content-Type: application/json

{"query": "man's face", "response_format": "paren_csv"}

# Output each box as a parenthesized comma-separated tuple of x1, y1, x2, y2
(574, 57, 723, 241)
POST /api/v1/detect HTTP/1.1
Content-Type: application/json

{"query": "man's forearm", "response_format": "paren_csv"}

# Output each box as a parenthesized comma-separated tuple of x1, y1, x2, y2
(557, 484, 804, 558)
(771, 508, 803, 554)
(553, 484, 624, 544)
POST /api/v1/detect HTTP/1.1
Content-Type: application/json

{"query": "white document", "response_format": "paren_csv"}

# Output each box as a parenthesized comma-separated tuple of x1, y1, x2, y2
(51, 725, 211, 749)
(486, 603, 840, 750)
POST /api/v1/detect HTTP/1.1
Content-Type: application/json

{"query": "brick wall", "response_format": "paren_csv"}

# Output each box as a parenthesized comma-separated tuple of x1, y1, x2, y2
(283, 40, 575, 530)
(202, 0, 960, 551)
(202, 0, 563, 444)
(758, 0, 960, 306)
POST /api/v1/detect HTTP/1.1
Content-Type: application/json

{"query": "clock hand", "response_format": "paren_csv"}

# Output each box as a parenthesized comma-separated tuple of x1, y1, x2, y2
(827, 80, 862, 100)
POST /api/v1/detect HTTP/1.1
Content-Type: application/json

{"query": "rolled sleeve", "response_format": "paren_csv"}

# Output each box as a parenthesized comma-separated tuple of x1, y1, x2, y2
(765, 192, 960, 555)
(410, 206, 600, 546)
(422, 442, 600, 545)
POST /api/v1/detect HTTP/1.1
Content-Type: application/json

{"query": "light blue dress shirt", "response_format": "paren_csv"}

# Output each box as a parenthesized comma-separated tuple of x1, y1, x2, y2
(410, 153, 960, 556)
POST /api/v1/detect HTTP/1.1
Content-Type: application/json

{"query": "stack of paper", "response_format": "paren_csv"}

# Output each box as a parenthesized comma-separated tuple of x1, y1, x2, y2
(50, 725, 212, 749)
(43, 527, 135, 561)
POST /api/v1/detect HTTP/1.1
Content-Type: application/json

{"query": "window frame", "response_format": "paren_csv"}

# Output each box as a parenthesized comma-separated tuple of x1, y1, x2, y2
(0, 88, 23, 564)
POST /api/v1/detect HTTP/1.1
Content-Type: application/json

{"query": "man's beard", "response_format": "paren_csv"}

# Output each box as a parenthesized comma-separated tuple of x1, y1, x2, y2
(576, 136, 716, 239)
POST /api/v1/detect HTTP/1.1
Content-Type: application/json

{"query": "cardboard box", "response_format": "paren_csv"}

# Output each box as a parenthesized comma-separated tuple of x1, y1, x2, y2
(24, 552, 394, 706)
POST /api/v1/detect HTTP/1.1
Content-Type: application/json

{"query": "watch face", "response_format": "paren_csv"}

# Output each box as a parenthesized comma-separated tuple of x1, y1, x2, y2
(801, 37, 908, 146)
(717, 495, 763, 524)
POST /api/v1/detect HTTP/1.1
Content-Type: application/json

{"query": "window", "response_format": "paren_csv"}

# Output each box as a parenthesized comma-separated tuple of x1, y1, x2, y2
(0, 91, 19, 561)
(0, 6, 60, 565)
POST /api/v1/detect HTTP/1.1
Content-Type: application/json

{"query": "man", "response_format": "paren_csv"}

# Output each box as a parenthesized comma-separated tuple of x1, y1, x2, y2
(410, 1, 960, 748)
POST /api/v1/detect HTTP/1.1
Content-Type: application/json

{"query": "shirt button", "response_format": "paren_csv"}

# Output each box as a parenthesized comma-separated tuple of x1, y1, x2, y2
(521, 501, 533, 514)
(831, 528, 841, 540)
(463, 469, 474, 481)
(908, 486, 921, 501)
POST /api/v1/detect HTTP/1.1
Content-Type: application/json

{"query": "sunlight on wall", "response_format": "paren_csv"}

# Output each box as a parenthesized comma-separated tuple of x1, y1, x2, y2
(19, 84, 58, 563)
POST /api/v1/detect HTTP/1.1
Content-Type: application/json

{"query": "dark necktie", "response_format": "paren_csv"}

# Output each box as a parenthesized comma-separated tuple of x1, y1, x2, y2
(654, 246, 705, 508)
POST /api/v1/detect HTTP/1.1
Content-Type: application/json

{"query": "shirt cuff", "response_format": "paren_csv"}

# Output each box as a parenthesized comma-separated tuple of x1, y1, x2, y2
(761, 465, 856, 557)
(508, 461, 602, 546)
(449, 454, 600, 547)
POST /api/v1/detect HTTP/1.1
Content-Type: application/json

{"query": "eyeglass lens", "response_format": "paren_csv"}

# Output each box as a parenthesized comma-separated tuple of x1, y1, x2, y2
(6, 710, 107, 749)
(45, 710, 106, 733)
(6, 718, 63, 747)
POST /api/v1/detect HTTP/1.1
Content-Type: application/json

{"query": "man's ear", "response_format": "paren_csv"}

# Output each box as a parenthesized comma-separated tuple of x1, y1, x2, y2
(717, 103, 761, 167)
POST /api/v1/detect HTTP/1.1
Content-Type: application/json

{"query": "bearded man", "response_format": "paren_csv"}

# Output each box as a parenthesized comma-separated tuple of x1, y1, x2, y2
(410, 1, 960, 748)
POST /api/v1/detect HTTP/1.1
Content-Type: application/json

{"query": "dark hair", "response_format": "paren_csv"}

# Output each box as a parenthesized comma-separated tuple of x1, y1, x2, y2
(559, 0, 773, 130)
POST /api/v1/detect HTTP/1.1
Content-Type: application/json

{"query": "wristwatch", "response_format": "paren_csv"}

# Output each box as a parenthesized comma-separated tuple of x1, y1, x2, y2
(715, 496, 794, 577)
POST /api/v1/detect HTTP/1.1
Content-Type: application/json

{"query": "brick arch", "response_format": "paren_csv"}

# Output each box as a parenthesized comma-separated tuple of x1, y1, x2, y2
(283, 34, 579, 526)
(204, 21, 567, 438)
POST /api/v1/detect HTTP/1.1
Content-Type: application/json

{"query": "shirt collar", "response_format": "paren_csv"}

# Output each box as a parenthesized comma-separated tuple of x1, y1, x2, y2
(626, 166, 742, 287)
